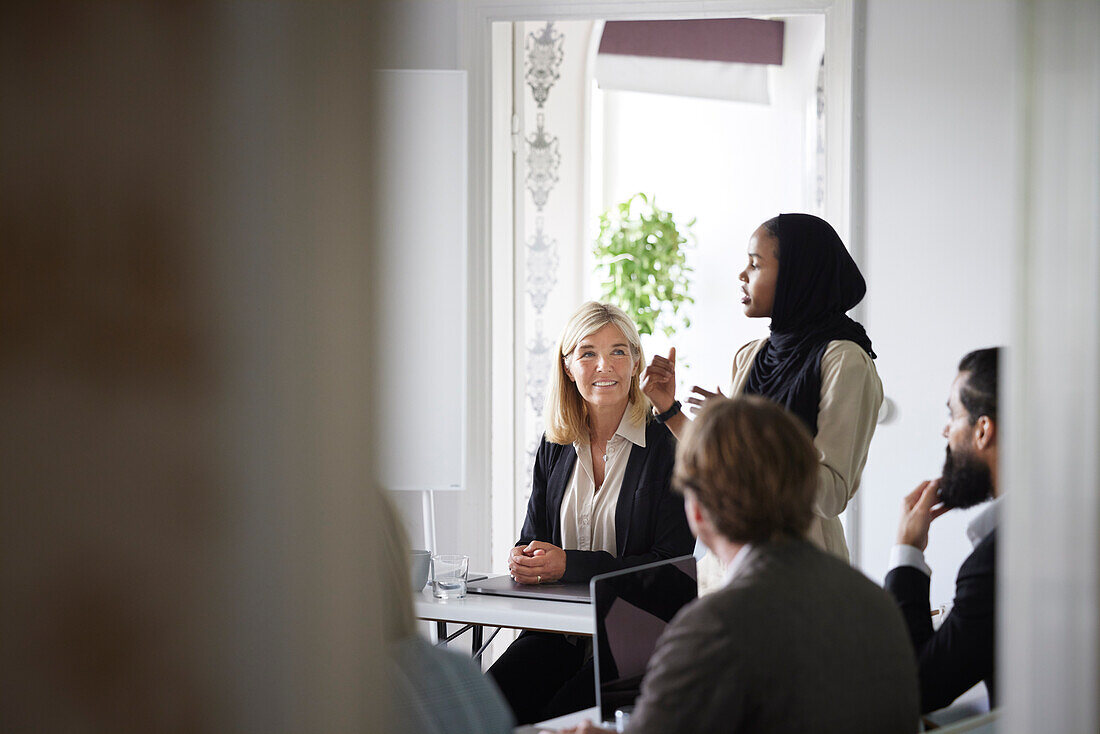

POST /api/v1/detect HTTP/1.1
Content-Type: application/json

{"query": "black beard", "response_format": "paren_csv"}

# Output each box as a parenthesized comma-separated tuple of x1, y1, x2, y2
(939, 445, 994, 509)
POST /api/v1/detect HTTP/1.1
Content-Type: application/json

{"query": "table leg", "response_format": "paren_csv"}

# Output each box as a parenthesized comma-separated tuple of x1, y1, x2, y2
(473, 627, 501, 668)
(471, 624, 483, 662)
(436, 621, 447, 645)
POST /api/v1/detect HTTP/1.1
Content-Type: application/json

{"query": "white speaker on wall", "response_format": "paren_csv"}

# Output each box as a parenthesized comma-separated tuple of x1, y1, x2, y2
(374, 70, 468, 552)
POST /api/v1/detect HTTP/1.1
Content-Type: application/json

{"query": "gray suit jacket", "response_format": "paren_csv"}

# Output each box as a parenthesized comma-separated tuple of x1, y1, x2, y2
(627, 538, 919, 734)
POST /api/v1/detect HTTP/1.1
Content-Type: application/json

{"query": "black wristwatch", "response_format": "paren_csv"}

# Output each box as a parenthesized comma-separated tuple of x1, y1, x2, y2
(654, 400, 682, 424)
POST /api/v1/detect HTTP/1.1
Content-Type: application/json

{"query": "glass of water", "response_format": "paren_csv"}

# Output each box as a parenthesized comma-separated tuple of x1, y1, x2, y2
(431, 554, 469, 599)
(615, 706, 634, 732)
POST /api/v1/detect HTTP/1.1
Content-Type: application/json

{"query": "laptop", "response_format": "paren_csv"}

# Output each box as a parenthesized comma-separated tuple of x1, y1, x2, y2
(590, 555, 698, 724)
(466, 574, 591, 603)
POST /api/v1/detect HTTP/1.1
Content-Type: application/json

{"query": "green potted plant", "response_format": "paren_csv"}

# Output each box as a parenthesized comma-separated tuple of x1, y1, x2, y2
(594, 193, 695, 337)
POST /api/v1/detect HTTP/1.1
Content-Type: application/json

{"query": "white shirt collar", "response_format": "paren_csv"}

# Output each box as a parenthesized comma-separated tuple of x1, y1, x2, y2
(966, 496, 1001, 547)
(575, 406, 647, 451)
(719, 543, 753, 588)
(618, 408, 647, 448)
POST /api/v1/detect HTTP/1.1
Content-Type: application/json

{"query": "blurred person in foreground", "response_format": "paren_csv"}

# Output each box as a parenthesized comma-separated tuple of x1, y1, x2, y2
(565, 396, 918, 734)
(380, 492, 513, 734)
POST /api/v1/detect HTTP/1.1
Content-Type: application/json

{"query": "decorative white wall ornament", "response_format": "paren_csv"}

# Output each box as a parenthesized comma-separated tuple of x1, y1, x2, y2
(526, 218, 559, 314)
(521, 22, 571, 495)
(525, 113, 561, 212)
(525, 327, 554, 416)
(525, 22, 564, 108)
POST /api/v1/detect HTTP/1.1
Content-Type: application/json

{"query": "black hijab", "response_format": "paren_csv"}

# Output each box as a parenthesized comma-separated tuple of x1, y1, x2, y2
(743, 213, 875, 436)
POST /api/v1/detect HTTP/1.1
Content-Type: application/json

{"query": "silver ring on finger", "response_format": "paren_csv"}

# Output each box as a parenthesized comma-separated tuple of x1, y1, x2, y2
(537, 575, 541, 584)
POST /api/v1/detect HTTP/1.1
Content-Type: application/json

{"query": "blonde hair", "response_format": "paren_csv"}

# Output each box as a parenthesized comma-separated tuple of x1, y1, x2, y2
(544, 301, 651, 445)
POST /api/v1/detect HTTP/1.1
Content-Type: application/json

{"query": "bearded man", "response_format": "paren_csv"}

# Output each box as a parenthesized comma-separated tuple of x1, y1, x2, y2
(887, 347, 1001, 713)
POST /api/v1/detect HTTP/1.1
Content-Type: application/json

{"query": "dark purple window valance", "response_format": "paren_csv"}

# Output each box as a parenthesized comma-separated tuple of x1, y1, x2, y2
(598, 18, 785, 66)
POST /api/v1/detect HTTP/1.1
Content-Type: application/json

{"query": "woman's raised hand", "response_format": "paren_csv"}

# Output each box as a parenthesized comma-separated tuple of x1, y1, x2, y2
(686, 384, 726, 415)
(642, 347, 677, 413)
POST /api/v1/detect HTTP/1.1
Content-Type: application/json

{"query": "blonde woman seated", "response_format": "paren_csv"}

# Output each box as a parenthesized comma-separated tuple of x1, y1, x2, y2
(487, 302, 694, 725)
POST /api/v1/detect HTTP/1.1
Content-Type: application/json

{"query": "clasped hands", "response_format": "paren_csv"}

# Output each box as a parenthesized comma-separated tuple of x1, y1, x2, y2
(641, 346, 725, 415)
(509, 541, 567, 585)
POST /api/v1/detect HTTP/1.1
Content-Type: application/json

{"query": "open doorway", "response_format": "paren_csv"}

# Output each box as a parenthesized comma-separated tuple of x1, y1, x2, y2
(488, 10, 853, 575)
(481, 5, 860, 582)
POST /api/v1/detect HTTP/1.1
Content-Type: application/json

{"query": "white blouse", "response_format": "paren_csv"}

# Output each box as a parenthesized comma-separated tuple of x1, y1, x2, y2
(559, 411, 647, 555)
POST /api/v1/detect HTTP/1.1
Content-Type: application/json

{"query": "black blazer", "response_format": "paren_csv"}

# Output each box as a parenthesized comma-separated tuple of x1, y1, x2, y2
(517, 420, 693, 584)
(885, 529, 996, 713)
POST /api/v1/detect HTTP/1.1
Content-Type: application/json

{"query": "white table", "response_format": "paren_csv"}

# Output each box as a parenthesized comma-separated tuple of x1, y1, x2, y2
(514, 706, 601, 733)
(415, 575, 593, 664)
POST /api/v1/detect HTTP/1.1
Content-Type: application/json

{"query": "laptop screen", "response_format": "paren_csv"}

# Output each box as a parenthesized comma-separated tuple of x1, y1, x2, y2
(590, 555, 698, 723)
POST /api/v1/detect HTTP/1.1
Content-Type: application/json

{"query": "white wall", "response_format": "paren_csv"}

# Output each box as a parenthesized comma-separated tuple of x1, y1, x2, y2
(858, 1, 1020, 610)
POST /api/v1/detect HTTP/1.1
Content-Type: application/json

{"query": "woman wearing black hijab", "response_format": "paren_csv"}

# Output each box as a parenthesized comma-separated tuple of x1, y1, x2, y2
(643, 214, 882, 579)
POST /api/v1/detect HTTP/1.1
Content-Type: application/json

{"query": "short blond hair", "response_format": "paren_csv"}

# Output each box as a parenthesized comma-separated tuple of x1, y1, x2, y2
(544, 302, 651, 445)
